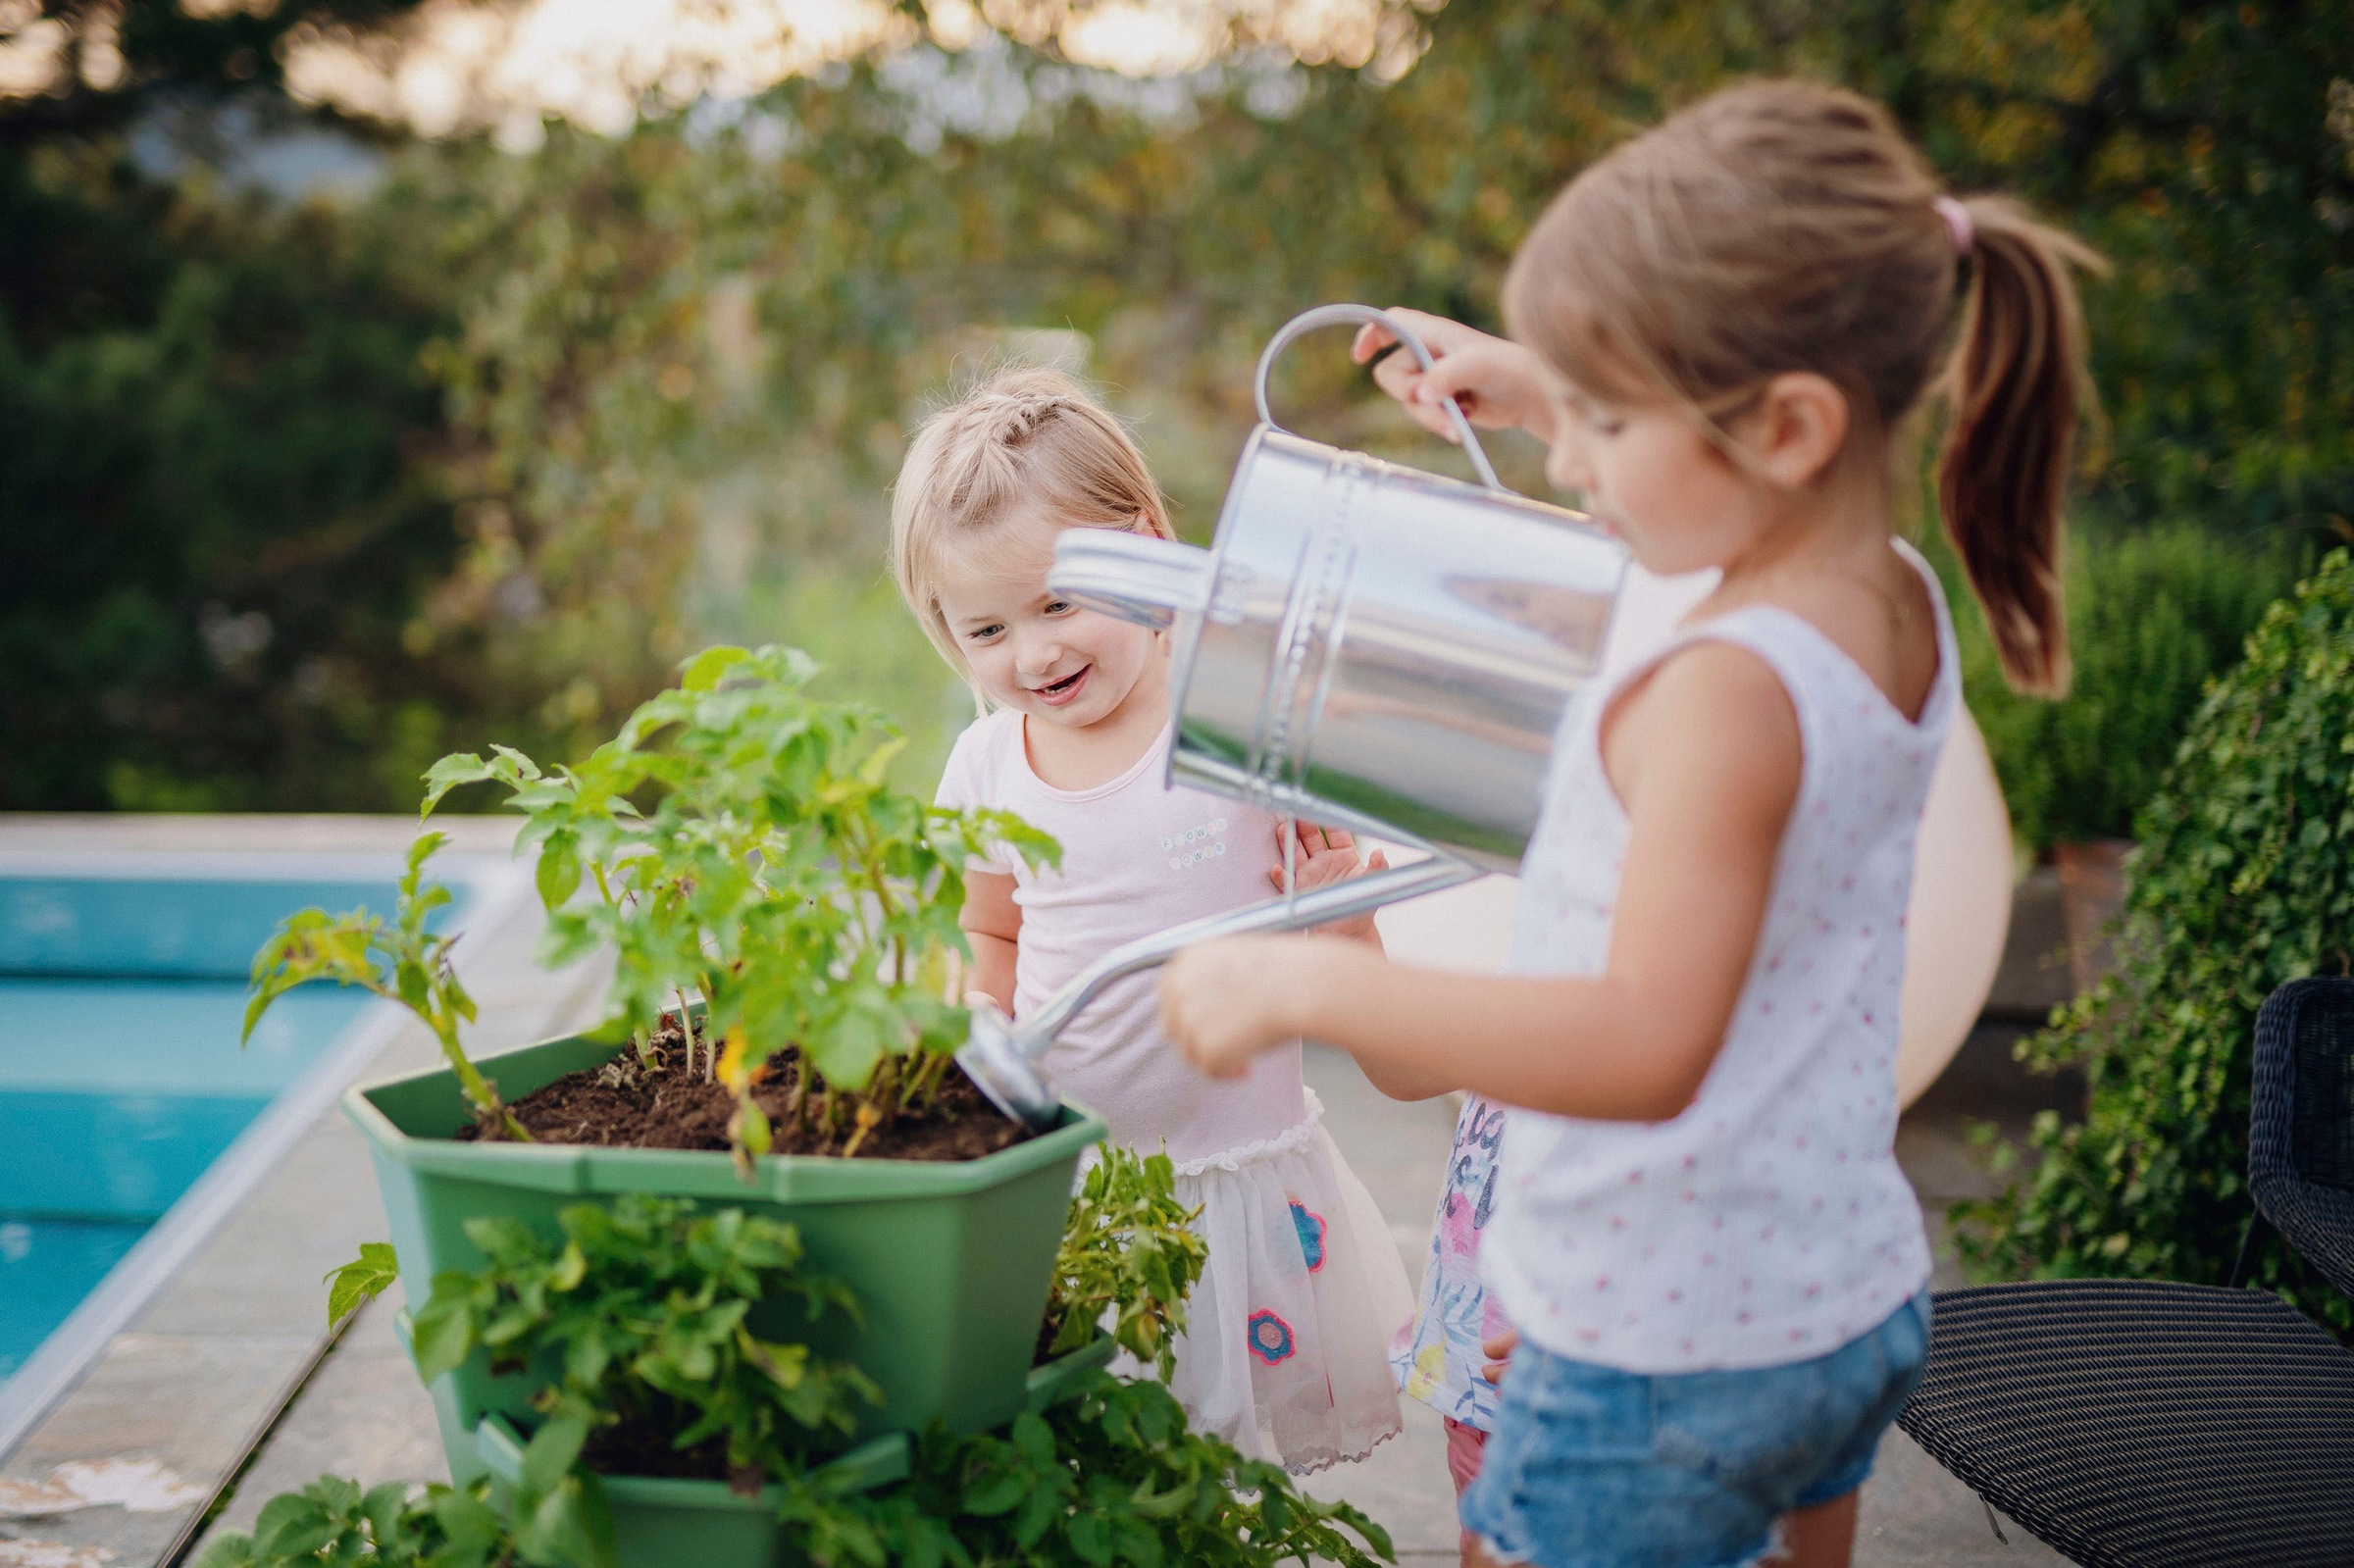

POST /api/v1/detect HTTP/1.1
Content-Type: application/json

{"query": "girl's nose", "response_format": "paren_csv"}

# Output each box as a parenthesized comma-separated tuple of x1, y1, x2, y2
(1013, 630, 1064, 681)
(1545, 431, 1594, 497)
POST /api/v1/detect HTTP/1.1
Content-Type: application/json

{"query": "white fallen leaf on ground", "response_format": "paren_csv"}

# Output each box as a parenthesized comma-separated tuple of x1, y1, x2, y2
(0, 1459, 205, 1518)
(0, 1539, 121, 1568)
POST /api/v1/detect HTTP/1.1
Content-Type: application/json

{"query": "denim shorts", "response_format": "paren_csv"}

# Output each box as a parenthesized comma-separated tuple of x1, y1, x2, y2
(1459, 1293, 1931, 1568)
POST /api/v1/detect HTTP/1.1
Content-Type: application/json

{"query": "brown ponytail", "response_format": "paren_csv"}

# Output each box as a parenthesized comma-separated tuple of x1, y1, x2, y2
(1504, 80, 2105, 699)
(1936, 199, 2105, 695)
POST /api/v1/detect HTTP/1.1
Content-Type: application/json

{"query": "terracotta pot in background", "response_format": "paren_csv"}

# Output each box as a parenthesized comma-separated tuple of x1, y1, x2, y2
(2052, 838, 2133, 997)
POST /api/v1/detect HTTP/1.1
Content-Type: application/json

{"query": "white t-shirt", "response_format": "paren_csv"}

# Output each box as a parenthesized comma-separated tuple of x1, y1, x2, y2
(935, 710, 1305, 1165)
(1483, 542, 1953, 1373)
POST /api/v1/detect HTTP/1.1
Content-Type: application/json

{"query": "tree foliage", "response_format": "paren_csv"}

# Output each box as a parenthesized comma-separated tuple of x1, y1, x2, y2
(1955, 549, 2354, 1333)
(8, 0, 2352, 816)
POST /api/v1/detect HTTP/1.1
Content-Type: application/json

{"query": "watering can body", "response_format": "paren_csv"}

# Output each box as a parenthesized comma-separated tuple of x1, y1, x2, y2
(1052, 304, 1629, 871)
(959, 305, 1628, 1126)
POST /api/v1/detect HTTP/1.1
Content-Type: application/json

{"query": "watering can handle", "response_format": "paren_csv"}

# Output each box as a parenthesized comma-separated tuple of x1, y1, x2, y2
(1254, 303, 1509, 493)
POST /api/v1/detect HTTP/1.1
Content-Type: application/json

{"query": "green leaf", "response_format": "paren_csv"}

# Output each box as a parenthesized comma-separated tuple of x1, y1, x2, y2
(1009, 1411, 1054, 1466)
(324, 1242, 399, 1331)
(516, 1475, 615, 1568)
(520, 1412, 591, 1500)
(1065, 1509, 1112, 1565)
(959, 1471, 1026, 1517)
(536, 832, 584, 909)
(678, 645, 751, 692)
(409, 1290, 474, 1383)
(422, 756, 497, 818)
(189, 1532, 258, 1568)
(253, 1493, 337, 1560)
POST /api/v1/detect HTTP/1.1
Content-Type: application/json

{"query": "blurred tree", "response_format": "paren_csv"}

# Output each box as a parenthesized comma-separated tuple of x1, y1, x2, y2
(0, 0, 466, 810)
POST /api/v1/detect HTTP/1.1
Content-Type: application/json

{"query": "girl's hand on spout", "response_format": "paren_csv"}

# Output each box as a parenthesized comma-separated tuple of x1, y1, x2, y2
(1161, 934, 1370, 1078)
(1352, 310, 1558, 445)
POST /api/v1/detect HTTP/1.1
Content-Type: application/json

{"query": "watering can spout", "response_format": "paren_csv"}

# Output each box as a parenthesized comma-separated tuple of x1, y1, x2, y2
(1049, 530, 1213, 632)
(955, 853, 1478, 1128)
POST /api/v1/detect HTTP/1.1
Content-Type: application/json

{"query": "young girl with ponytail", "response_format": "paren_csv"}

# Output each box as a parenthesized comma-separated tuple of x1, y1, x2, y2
(1158, 80, 2098, 1566)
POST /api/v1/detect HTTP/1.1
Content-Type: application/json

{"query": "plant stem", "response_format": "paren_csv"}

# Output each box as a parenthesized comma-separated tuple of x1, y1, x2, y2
(676, 987, 697, 1077)
(438, 1020, 533, 1142)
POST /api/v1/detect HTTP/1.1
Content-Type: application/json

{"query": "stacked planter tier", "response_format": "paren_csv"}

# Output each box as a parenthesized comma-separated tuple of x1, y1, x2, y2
(350, 1031, 1105, 1471)
(473, 1416, 905, 1568)
(467, 1340, 1117, 1568)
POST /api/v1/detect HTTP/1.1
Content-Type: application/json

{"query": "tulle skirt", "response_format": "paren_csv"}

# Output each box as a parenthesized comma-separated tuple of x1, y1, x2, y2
(1146, 1089, 1415, 1473)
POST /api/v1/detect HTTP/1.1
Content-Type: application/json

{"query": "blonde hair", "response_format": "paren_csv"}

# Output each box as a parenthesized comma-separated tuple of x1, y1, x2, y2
(1502, 79, 2104, 695)
(889, 367, 1173, 692)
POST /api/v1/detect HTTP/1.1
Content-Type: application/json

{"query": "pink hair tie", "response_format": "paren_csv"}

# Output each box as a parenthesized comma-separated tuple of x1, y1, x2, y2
(1934, 195, 1973, 255)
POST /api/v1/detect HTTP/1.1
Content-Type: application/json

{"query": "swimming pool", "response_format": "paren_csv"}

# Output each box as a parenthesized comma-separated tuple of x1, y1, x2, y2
(0, 863, 467, 1401)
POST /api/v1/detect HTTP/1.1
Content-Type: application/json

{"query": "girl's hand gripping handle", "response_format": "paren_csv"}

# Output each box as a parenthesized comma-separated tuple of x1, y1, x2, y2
(1351, 309, 1558, 447)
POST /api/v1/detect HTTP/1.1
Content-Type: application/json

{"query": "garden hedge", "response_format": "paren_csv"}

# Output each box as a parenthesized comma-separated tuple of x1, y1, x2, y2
(1956, 549, 2354, 1334)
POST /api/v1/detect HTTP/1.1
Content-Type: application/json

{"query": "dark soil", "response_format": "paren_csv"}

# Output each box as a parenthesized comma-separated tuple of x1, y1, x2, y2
(459, 1016, 1030, 1162)
(583, 1415, 742, 1486)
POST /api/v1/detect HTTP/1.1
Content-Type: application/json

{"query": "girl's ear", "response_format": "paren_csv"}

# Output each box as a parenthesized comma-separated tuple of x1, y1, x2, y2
(1744, 373, 1851, 490)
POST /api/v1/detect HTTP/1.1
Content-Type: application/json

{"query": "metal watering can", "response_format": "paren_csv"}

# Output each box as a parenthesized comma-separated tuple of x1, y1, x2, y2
(958, 304, 1629, 1127)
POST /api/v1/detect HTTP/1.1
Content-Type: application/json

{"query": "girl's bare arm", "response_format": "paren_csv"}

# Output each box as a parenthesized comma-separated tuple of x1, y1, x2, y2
(1163, 642, 1800, 1123)
(959, 870, 1022, 1013)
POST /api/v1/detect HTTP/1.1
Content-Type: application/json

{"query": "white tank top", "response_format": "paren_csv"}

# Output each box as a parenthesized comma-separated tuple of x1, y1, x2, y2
(1482, 542, 1953, 1373)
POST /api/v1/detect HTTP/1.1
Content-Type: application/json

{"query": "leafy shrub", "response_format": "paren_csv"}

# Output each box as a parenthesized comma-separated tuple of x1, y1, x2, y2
(1960, 522, 2299, 850)
(192, 1475, 513, 1568)
(1955, 549, 2354, 1332)
(796, 1373, 1392, 1568)
(1040, 1147, 1208, 1381)
(413, 1195, 879, 1481)
(426, 643, 1053, 1159)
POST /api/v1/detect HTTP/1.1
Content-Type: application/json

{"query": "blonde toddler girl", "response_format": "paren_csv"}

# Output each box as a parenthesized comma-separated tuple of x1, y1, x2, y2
(890, 367, 1415, 1473)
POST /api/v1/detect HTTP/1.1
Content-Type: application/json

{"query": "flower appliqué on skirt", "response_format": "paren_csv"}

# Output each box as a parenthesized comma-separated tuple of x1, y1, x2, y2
(1289, 1199, 1327, 1272)
(1247, 1310, 1297, 1365)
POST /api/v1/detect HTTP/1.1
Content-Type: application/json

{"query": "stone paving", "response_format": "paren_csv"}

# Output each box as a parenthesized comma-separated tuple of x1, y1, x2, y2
(2, 824, 2089, 1567)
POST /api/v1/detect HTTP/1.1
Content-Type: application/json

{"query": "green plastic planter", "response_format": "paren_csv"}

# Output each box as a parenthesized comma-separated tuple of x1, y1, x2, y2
(350, 1031, 1103, 1457)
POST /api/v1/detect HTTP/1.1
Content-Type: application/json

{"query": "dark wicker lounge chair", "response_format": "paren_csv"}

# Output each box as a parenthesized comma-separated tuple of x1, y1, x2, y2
(1896, 978, 2354, 1567)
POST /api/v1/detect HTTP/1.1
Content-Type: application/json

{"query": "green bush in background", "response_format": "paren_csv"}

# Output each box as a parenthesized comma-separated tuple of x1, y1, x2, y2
(1955, 549, 2354, 1333)
(1960, 523, 2302, 851)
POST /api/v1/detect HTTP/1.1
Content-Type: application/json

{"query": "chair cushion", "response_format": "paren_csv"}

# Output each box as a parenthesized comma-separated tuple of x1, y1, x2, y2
(1898, 1281, 2354, 1568)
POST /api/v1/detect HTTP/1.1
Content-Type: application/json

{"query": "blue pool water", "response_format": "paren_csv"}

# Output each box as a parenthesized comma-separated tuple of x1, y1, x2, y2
(0, 871, 453, 1384)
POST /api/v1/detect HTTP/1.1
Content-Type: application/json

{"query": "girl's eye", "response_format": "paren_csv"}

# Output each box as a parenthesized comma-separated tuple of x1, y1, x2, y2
(966, 624, 1003, 642)
(1044, 599, 1073, 616)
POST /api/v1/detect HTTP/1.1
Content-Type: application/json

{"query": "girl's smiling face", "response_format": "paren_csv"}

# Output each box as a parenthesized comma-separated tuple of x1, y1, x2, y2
(932, 510, 1164, 732)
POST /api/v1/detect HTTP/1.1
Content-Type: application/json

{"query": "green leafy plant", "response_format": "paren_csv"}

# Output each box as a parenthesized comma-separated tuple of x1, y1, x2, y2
(413, 1195, 879, 1481)
(1040, 1147, 1207, 1382)
(1956, 549, 2354, 1333)
(788, 1371, 1393, 1568)
(423, 644, 1054, 1165)
(1956, 522, 2300, 851)
(286, 1151, 1383, 1568)
(246, 832, 530, 1140)
(191, 1475, 518, 1568)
